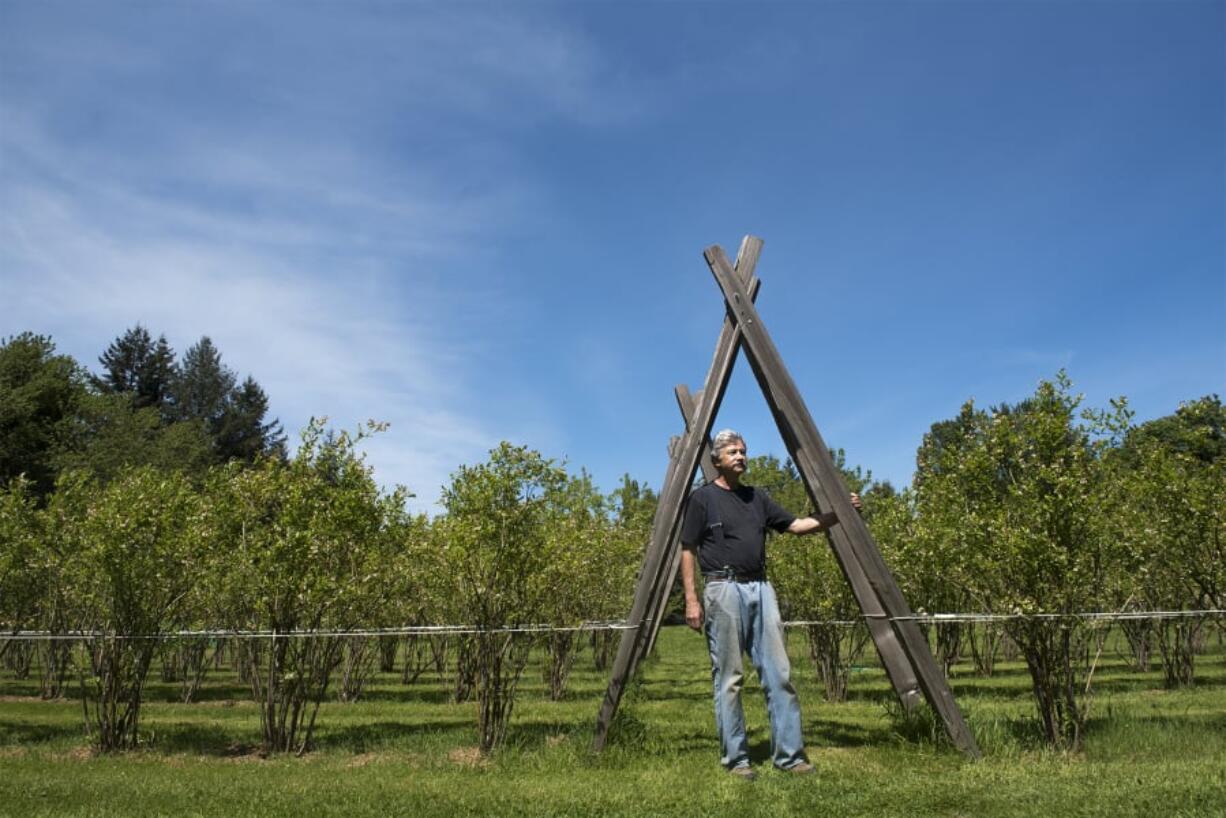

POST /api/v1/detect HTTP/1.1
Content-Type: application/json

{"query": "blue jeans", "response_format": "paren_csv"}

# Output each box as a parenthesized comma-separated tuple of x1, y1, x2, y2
(703, 579, 807, 770)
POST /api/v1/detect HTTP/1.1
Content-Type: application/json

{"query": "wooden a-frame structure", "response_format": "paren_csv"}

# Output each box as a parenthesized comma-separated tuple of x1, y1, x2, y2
(592, 236, 981, 759)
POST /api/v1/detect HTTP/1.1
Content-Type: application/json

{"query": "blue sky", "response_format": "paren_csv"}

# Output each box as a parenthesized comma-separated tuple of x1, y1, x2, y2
(3, 1, 1223, 513)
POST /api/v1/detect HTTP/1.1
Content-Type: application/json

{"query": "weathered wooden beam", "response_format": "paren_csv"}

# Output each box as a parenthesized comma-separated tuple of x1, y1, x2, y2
(675, 387, 719, 484)
(704, 243, 980, 758)
(592, 237, 762, 751)
(636, 433, 686, 664)
(639, 386, 720, 659)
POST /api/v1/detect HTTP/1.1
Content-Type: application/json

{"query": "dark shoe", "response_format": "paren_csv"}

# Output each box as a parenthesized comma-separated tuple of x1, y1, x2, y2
(784, 761, 816, 775)
(729, 765, 757, 781)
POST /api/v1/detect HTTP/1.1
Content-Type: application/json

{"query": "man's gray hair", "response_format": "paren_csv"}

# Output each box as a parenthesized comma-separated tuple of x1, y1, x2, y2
(710, 429, 745, 464)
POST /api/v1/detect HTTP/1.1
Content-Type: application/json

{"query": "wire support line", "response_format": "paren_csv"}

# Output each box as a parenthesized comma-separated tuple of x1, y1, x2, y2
(0, 621, 636, 641)
(2, 610, 1222, 641)
(782, 609, 1226, 628)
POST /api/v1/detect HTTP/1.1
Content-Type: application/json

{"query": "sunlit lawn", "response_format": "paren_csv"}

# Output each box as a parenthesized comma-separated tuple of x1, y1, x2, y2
(1, 627, 1224, 817)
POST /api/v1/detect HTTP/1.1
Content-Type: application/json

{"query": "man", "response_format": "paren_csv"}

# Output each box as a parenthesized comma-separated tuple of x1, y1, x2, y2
(680, 429, 858, 780)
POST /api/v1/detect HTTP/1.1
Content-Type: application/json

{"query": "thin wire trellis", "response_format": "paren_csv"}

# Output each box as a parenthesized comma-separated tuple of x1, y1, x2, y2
(2, 609, 1222, 641)
(785, 609, 1226, 628)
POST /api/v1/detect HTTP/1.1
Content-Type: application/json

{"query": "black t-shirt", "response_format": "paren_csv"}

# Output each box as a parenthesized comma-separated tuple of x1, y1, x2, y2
(680, 482, 795, 575)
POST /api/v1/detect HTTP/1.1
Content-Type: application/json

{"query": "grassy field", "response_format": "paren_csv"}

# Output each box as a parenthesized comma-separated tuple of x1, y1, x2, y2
(1, 627, 1224, 817)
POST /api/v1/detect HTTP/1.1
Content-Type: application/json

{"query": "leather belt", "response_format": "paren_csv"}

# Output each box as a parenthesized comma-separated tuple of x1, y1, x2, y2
(703, 567, 766, 583)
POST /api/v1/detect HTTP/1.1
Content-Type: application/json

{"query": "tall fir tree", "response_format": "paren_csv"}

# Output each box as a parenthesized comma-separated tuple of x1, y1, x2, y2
(218, 376, 286, 462)
(172, 337, 234, 431)
(94, 325, 177, 418)
(172, 336, 284, 464)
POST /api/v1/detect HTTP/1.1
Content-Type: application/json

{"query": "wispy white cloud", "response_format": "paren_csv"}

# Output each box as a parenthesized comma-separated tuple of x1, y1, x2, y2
(2, 163, 493, 511)
(0, 3, 637, 511)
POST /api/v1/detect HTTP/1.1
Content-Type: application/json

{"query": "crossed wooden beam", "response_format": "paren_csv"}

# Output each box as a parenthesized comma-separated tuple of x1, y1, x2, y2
(592, 236, 980, 759)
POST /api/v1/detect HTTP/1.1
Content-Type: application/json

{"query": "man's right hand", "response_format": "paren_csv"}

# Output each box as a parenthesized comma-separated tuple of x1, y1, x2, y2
(685, 599, 704, 631)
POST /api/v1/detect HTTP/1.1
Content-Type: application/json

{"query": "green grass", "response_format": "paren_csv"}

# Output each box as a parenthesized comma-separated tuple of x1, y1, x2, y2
(1, 629, 1224, 817)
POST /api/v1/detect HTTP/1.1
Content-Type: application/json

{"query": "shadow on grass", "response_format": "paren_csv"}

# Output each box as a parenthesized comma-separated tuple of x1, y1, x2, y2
(151, 722, 248, 755)
(636, 688, 709, 704)
(337, 686, 459, 706)
(966, 703, 1226, 756)
(0, 680, 46, 698)
(1124, 709, 1226, 731)
(944, 680, 1040, 699)
(601, 726, 722, 759)
(142, 683, 253, 704)
(312, 718, 476, 753)
(949, 671, 1226, 700)
(497, 719, 591, 752)
(0, 719, 85, 746)
(150, 714, 480, 756)
(828, 686, 908, 706)
(806, 716, 894, 749)
(742, 719, 890, 762)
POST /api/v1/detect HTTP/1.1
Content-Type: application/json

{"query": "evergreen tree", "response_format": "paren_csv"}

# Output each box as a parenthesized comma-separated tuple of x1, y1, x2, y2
(172, 337, 234, 430)
(94, 325, 177, 417)
(172, 337, 284, 464)
(217, 376, 286, 462)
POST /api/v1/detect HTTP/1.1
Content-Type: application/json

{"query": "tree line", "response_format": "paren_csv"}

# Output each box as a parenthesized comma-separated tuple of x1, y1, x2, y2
(0, 426, 647, 753)
(1, 330, 649, 754)
(1, 332, 1222, 755)
(1, 327, 285, 498)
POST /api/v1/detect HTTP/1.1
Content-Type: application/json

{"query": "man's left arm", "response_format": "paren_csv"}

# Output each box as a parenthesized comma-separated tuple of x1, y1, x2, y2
(786, 493, 862, 536)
